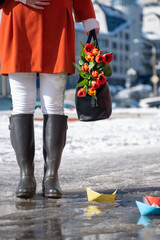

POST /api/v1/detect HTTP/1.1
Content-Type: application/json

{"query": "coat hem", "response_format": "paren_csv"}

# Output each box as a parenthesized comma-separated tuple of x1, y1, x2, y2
(0, 69, 75, 77)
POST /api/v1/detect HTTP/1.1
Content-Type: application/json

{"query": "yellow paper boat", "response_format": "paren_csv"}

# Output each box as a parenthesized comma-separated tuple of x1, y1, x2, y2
(86, 188, 117, 202)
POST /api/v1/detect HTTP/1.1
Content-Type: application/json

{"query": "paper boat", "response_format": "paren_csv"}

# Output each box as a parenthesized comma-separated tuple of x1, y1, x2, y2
(145, 195, 160, 207)
(86, 188, 117, 202)
(136, 201, 160, 216)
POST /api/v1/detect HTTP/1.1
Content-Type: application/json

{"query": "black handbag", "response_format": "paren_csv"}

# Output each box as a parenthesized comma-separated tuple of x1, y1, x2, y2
(0, 0, 5, 4)
(75, 29, 112, 121)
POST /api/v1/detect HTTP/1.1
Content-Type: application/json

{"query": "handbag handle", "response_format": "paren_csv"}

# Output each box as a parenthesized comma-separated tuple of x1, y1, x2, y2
(86, 29, 99, 49)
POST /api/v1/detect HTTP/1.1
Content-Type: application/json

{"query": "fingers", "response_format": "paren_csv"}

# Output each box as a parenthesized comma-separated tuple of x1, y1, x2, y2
(26, 0, 51, 4)
(36, 1, 50, 6)
(26, 0, 51, 10)
(95, 28, 100, 35)
(38, 0, 51, 2)
(27, 4, 45, 9)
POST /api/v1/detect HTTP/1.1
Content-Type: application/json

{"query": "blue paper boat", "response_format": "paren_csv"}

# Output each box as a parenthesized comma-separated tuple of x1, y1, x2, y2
(136, 201, 160, 216)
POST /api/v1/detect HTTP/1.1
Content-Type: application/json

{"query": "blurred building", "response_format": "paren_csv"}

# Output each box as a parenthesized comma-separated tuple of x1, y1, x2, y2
(140, 0, 158, 4)
(92, 0, 159, 6)
(141, 4, 160, 79)
(111, 0, 143, 84)
(143, 4, 160, 35)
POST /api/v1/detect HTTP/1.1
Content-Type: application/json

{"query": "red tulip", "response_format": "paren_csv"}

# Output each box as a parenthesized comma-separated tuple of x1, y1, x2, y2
(91, 80, 100, 89)
(77, 88, 87, 97)
(103, 53, 113, 64)
(97, 73, 107, 85)
(84, 43, 95, 54)
(95, 54, 104, 63)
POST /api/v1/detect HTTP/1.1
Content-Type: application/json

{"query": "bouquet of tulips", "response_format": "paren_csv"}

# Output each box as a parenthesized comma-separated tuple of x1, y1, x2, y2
(73, 41, 113, 100)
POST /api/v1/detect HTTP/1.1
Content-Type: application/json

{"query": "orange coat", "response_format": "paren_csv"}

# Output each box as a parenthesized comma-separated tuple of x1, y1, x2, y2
(0, 0, 96, 75)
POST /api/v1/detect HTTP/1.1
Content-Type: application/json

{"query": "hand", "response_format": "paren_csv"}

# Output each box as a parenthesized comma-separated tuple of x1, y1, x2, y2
(95, 28, 100, 35)
(26, 0, 51, 10)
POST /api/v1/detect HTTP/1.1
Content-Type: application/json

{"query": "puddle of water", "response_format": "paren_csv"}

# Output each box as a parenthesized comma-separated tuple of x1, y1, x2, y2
(1, 193, 160, 239)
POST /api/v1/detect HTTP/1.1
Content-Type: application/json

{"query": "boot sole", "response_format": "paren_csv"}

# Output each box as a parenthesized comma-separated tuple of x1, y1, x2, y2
(16, 190, 36, 199)
(43, 193, 62, 198)
(42, 190, 62, 198)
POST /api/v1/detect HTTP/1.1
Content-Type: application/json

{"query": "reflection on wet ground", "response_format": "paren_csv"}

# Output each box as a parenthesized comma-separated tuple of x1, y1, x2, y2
(1, 190, 160, 239)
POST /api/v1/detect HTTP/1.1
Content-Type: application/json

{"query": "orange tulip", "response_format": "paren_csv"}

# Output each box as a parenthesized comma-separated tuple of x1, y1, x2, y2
(92, 48, 100, 57)
(81, 63, 89, 72)
(85, 53, 94, 62)
(92, 70, 99, 78)
(88, 88, 96, 96)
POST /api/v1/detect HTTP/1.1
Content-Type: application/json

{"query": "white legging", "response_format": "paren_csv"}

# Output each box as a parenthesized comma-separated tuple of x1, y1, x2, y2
(9, 72, 67, 115)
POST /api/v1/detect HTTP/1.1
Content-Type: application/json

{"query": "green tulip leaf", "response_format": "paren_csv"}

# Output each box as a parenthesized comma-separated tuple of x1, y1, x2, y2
(89, 61, 96, 71)
(84, 85, 88, 92)
(80, 41, 85, 57)
(81, 56, 87, 62)
(103, 63, 112, 77)
(73, 63, 82, 73)
(96, 63, 112, 77)
(96, 62, 105, 69)
(92, 94, 97, 101)
(79, 71, 89, 78)
(92, 40, 97, 47)
(76, 79, 88, 88)
(79, 59, 86, 66)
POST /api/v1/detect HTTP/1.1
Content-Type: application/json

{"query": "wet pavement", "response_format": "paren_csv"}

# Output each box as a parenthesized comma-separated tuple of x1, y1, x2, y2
(0, 195, 142, 240)
(1, 142, 160, 239)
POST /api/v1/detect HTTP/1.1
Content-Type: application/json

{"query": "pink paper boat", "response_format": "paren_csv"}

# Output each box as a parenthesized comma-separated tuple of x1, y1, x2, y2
(146, 195, 160, 207)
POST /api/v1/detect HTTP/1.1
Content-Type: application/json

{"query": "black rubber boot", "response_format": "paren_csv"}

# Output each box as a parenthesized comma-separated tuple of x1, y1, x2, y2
(9, 114, 36, 198)
(43, 114, 68, 198)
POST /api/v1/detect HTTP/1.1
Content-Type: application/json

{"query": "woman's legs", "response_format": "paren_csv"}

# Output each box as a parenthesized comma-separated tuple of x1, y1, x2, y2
(8, 72, 68, 198)
(9, 73, 37, 198)
(9, 72, 67, 115)
(40, 73, 68, 198)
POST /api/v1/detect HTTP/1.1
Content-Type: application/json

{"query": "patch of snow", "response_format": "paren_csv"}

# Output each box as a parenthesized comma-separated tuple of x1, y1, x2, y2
(1, 110, 160, 163)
